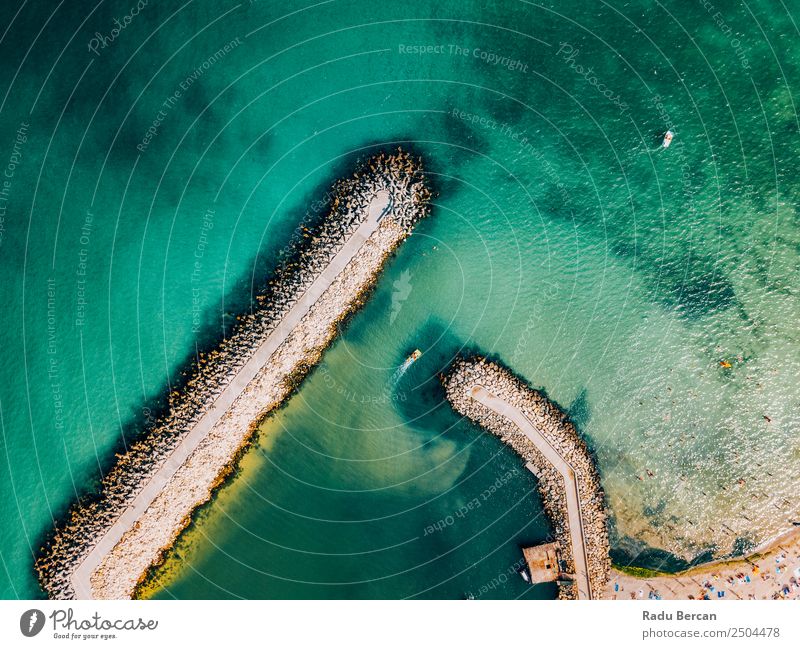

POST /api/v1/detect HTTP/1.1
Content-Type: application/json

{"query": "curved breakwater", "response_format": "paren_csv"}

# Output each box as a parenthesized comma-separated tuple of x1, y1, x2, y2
(35, 149, 432, 599)
(442, 356, 611, 599)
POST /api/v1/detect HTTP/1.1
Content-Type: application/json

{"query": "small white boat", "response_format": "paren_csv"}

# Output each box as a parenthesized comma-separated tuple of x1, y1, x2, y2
(662, 130, 674, 148)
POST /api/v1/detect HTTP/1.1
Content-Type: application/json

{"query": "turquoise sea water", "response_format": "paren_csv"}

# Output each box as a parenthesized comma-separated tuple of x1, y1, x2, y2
(1, 0, 800, 599)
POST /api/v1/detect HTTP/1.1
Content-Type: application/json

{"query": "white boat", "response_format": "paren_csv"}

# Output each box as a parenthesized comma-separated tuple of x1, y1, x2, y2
(662, 130, 674, 148)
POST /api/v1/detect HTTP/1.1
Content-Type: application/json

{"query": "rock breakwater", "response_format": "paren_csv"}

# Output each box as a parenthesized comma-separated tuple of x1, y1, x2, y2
(36, 149, 432, 599)
(442, 356, 610, 599)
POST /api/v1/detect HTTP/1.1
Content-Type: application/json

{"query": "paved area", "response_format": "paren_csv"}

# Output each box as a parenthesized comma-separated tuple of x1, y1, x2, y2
(468, 385, 594, 599)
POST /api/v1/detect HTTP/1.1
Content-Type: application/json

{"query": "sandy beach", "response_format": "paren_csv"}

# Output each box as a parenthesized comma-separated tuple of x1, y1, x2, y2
(605, 527, 800, 600)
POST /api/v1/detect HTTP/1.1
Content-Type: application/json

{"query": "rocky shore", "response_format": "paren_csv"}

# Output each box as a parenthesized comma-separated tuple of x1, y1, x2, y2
(36, 149, 432, 599)
(442, 356, 611, 599)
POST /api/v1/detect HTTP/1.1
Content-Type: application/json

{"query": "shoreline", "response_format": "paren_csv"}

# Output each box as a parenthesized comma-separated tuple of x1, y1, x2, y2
(35, 150, 432, 600)
(607, 526, 800, 600)
(441, 357, 798, 601)
(616, 525, 800, 579)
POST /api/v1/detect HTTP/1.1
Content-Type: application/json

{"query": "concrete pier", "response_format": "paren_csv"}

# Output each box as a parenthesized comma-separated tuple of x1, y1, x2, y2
(36, 150, 432, 599)
(442, 356, 610, 599)
(70, 191, 392, 599)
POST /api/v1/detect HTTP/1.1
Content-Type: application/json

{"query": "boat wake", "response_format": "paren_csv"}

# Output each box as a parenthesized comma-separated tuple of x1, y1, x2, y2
(390, 349, 422, 386)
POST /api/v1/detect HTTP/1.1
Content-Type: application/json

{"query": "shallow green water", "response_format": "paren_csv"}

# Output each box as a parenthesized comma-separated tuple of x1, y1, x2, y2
(1, 0, 800, 599)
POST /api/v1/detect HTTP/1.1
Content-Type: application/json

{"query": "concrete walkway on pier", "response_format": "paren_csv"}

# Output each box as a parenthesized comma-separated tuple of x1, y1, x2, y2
(71, 191, 393, 599)
(468, 385, 594, 600)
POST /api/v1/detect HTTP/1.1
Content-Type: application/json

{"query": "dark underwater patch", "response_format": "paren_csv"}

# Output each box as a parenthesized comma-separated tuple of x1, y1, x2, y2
(650, 253, 738, 319)
(610, 543, 694, 574)
(642, 499, 668, 519)
(609, 534, 715, 574)
(730, 536, 757, 557)
(568, 387, 591, 428)
(441, 108, 493, 157)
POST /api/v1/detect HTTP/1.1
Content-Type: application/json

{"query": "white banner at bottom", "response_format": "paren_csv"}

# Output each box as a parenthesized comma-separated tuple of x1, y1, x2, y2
(0, 600, 797, 648)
